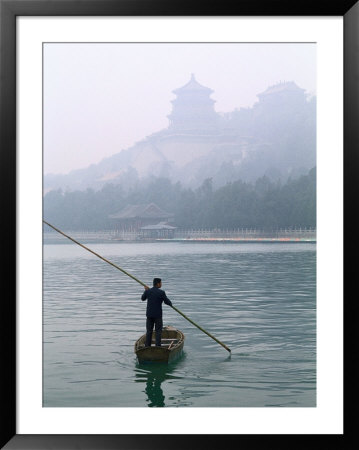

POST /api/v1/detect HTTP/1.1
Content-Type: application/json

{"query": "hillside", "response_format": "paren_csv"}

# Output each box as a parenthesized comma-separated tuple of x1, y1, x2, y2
(44, 79, 316, 193)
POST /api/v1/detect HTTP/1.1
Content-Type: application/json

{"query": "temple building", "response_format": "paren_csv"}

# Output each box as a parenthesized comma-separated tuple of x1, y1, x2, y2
(131, 73, 246, 184)
(109, 203, 174, 231)
(256, 81, 307, 108)
(167, 73, 220, 133)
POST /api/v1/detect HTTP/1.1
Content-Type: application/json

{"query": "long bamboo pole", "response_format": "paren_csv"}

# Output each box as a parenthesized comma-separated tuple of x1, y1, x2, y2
(43, 220, 231, 353)
(43, 221, 146, 287)
(171, 305, 231, 353)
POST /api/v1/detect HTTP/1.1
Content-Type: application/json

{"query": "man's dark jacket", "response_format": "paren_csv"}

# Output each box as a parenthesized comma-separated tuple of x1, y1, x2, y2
(141, 287, 172, 318)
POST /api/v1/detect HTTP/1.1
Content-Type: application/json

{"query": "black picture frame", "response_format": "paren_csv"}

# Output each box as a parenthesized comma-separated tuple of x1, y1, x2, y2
(1, 0, 357, 448)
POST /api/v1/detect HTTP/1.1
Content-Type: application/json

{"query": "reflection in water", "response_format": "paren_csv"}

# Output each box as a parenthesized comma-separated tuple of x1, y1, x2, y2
(135, 359, 183, 407)
(144, 368, 166, 407)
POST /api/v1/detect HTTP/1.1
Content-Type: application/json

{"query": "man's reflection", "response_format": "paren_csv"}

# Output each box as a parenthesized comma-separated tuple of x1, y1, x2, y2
(144, 367, 166, 407)
(135, 362, 181, 407)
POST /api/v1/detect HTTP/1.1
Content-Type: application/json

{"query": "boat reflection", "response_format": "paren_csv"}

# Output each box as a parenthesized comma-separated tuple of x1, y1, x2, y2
(134, 357, 185, 407)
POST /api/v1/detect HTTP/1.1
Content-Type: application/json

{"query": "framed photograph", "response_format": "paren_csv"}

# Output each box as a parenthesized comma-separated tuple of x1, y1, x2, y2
(1, 0, 357, 448)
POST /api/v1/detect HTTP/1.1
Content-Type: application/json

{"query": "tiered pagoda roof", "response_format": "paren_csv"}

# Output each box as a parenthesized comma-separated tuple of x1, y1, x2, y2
(167, 74, 219, 132)
(172, 73, 214, 95)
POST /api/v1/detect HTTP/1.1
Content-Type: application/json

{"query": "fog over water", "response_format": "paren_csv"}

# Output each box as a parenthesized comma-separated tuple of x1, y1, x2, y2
(44, 43, 316, 175)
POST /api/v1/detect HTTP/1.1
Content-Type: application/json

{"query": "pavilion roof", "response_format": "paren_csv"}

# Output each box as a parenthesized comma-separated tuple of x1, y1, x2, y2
(109, 203, 174, 219)
(140, 222, 177, 230)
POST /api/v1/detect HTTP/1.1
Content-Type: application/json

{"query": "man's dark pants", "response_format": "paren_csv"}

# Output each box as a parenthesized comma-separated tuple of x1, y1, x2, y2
(146, 317, 163, 347)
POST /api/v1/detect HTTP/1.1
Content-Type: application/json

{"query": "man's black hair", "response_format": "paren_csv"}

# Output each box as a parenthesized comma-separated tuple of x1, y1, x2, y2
(153, 278, 161, 286)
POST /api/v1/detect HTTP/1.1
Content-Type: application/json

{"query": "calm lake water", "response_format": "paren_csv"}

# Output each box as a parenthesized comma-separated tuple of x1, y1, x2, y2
(43, 241, 316, 407)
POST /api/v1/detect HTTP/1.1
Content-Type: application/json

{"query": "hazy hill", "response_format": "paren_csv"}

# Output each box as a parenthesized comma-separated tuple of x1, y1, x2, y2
(44, 80, 316, 193)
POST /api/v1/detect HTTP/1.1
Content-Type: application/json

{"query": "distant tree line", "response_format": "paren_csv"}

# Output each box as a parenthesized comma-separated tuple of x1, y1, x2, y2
(43, 167, 316, 231)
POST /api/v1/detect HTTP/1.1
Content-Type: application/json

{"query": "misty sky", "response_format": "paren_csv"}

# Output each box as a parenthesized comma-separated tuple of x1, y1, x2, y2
(43, 43, 316, 175)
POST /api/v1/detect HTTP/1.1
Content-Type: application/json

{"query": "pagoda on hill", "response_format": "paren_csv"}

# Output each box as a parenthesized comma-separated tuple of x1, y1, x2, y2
(167, 74, 220, 133)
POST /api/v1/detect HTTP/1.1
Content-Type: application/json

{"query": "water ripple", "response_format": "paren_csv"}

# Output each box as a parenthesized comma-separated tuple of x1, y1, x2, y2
(43, 242, 316, 407)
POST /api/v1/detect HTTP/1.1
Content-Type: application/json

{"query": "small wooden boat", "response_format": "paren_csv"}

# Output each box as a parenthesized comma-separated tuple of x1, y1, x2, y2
(134, 326, 185, 364)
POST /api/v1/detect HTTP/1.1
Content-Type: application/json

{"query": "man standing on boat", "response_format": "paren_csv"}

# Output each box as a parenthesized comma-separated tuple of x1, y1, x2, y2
(141, 278, 173, 347)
